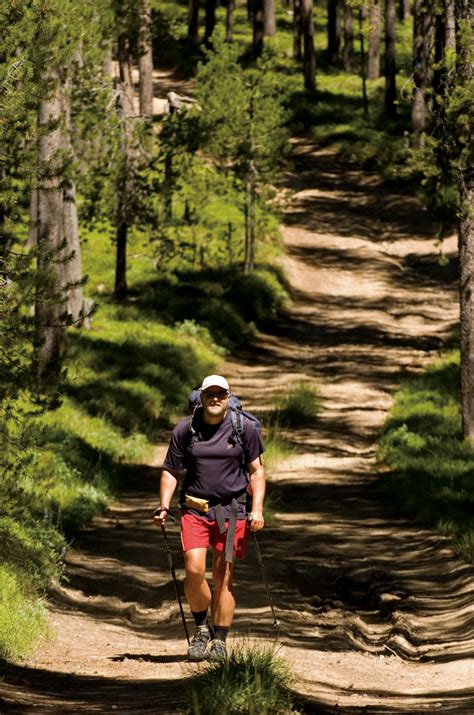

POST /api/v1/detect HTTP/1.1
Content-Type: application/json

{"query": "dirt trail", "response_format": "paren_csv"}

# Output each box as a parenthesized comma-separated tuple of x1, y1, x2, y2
(1, 133, 473, 713)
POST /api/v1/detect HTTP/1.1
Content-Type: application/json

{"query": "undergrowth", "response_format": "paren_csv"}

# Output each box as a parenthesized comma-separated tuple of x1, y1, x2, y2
(379, 351, 474, 562)
(186, 643, 298, 714)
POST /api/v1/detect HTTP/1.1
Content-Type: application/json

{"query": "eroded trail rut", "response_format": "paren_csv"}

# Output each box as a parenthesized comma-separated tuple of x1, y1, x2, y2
(1, 143, 473, 714)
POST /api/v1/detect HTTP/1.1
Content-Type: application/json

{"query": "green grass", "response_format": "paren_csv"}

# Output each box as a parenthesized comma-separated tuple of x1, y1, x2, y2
(379, 351, 474, 562)
(272, 381, 322, 427)
(0, 564, 50, 660)
(186, 643, 298, 715)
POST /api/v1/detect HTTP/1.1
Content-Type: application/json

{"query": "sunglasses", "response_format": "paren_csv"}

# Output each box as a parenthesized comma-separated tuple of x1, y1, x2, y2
(202, 390, 229, 400)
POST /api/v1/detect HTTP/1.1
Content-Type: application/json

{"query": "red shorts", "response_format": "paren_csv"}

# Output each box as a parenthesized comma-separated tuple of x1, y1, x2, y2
(181, 511, 249, 560)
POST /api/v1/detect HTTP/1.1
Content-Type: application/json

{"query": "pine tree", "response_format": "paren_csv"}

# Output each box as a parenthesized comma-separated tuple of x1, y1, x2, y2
(196, 34, 289, 271)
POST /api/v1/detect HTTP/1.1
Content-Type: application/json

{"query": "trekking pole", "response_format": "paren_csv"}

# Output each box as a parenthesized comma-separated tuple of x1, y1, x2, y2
(248, 516, 280, 628)
(160, 514, 190, 645)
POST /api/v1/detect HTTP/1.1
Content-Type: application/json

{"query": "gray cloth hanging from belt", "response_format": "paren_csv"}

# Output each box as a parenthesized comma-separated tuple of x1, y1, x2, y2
(214, 498, 240, 563)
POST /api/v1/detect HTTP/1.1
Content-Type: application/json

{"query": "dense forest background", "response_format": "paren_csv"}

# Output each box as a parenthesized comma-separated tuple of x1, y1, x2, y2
(0, 0, 472, 661)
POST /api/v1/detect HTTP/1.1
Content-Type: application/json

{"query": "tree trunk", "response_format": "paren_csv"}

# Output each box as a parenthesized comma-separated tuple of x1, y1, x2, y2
(61, 78, 83, 325)
(456, 0, 474, 439)
(445, 0, 456, 51)
(264, 0, 276, 36)
(138, 0, 154, 118)
(27, 188, 38, 247)
(433, 6, 447, 104)
(343, 2, 354, 71)
(359, 9, 369, 114)
(248, 0, 255, 22)
(253, 0, 265, 57)
(367, 0, 381, 79)
(35, 69, 64, 387)
(188, 0, 200, 44)
(302, 0, 316, 90)
(398, 0, 411, 21)
(226, 0, 236, 41)
(118, 33, 135, 117)
(459, 181, 474, 438)
(411, 0, 432, 137)
(327, 0, 341, 63)
(115, 219, 128, 299)
(205, 0, 217, 43)
(384, 0, 397, 117)
(293, 0, 302, 60)
(115, 35, 136, 299)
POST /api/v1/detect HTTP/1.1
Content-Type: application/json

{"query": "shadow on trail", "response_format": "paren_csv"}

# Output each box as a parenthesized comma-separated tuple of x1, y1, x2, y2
(0, 660, 188, 713)
(284, 147, 443, 243)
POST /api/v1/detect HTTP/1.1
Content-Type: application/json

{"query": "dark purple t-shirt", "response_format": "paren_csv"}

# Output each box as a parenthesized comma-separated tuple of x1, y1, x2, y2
(162, 410, 264, 518)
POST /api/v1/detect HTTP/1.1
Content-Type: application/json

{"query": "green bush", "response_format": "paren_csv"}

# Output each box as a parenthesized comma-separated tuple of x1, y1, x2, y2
(0, 565, 49, 660)
(379, 351, 474, 562)
(186, 644, 298, 715)
(0, 517, 63, 591)
(273, 381, 322, 427)
(228, 269, 290, 323)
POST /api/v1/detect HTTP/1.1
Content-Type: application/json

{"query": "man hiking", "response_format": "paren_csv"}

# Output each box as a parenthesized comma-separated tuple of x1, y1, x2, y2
(153, 374, 265, 662)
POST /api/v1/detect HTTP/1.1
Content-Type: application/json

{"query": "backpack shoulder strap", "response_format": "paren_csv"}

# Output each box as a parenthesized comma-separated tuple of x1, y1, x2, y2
(230, 407, 244, 447)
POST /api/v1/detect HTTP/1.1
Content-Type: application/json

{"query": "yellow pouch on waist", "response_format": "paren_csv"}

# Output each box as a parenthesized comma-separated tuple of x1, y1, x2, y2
(184, 493, 210, 513)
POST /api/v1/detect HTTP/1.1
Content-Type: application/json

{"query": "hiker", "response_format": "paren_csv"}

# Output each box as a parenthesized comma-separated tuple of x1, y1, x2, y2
(153, 374, 265, 662)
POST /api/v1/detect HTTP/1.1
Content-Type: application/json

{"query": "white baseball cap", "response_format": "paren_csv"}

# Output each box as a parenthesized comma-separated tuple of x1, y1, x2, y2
(200, 374, 230, 392)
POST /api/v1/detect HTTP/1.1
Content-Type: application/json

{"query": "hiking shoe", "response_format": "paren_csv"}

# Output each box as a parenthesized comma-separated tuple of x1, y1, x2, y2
(206, 638, 227, 662)
(187, 626, 211, 662)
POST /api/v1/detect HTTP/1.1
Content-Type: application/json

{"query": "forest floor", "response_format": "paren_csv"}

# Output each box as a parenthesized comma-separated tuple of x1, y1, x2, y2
(1, 74, 474, 714)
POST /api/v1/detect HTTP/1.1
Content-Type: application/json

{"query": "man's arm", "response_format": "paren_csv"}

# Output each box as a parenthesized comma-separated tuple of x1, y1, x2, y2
(248, 456, 265, 531)
(153, 469, 178, 526)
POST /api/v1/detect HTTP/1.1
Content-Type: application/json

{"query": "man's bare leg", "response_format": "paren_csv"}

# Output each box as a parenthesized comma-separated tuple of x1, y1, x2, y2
(184, 547, 213, 661)
(184, 547, 211, 611)
(211, 548, 235, 626)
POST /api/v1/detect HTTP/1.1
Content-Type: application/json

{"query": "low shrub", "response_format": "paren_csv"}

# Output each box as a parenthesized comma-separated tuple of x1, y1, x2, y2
(273, 381, 322, 427)
(379, 351, 474, 562)
(186, 643, 298, 714)
(0, 517, 63, 591)
(228, 269, 290, 323)
(0, 565, 49, 660)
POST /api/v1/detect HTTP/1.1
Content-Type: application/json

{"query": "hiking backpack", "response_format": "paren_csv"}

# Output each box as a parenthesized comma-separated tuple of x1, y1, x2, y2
(187, 388, 262, 459)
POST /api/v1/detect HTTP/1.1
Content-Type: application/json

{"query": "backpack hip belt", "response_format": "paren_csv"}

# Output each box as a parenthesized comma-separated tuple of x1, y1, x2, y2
(181, 491, 248, 563)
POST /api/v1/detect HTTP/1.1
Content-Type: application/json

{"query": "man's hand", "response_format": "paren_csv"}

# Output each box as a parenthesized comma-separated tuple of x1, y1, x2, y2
(249, 510, 264, 531)
(153, 506, 171, 527)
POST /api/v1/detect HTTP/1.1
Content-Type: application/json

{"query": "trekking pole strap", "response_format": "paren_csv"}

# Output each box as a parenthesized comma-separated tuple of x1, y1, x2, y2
(154, 506, 175, 521)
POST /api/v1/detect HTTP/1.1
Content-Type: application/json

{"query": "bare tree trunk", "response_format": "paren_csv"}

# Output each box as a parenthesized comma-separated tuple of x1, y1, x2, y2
(188, 0, 200, 44)
(411, 0, 432, 137)
(35, 69, 64, 386)
(367, 0, 381, 79)
(359, 9, 369, 114)
(293, 0, 302, 60)
(27, 188, 38, 247)
(115, 34, 136, 299)
(205, 0, 217, 43)
(264, 0, 276, 36)
(226, 0, 236, 41)
(302, 0, 316, 90)
(118, 33, 135, 117)
(398, 0, 411, 21)
(445, 0, 456, 51)
(459, 182, 474, 438)
(253, 0, 265, 57)
(248, 0, 254, 22)
(138, 0, 154, 117)
(433, 6, 447, 104)
(384, 0, 397, 117)
(327, 0, 341, 62)
(456, 0, 474, 439)
(61, 78, 83, 325)
(343, 2, 354, 71)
